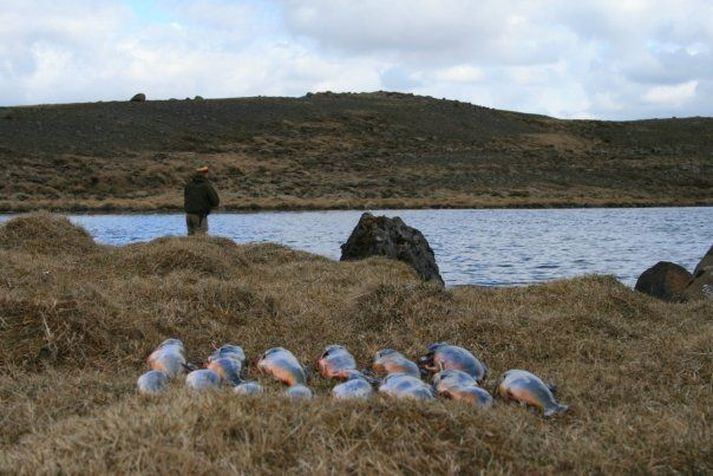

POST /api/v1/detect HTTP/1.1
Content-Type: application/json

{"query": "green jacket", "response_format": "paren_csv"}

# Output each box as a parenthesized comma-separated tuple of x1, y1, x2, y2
(184, 175, 220, 215)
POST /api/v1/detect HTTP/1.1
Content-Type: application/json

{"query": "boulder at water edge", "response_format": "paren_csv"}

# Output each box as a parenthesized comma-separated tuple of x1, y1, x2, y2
(693, 244, 713, 276)
(130, 93, 146, 102)
(680, 244, 713, 301)
(635, 261, 692, 302)
(684, 271, 713, 302)
(340, 212, 444, 286)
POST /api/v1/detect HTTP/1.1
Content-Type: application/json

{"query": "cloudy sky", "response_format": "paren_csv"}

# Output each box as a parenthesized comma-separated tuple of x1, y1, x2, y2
(1, 0, 712, 119)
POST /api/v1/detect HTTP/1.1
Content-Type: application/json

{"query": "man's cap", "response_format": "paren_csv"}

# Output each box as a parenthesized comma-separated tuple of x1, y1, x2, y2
(196, 166, 209, 174)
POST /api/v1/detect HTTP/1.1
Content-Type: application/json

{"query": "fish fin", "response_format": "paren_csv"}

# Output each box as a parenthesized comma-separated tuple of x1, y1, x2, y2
(544, 403, 569, 417)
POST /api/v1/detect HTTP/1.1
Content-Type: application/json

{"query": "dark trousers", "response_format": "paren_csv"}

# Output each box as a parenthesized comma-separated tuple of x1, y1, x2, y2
(186, 213, 208, 235)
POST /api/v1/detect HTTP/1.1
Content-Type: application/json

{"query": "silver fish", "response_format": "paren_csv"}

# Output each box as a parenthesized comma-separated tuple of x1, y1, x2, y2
(185, 369, 221, 391)
(373, 349, 421, 378)
(207, 344, 246, 365)
(257, 347, 307, 386)
(233, 381, 263, 395)
(332, 371, 374, 400)
(285, 384, 313, 401)
(379, 373, 435, 401)
(318, 344, 357, 380)
(147, 338, 186, 378)
(206, 357, 242, 386)
(497, 369, 568, 417)
(137, 370, 169, 395)
(419, 343, 488, 383)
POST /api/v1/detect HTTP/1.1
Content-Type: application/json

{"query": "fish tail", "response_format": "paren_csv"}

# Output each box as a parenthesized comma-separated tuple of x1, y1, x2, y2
(544, 403, 569, 417)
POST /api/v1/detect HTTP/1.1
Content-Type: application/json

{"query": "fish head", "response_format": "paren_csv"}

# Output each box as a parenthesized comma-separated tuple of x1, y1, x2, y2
(258, 347, 285, 364)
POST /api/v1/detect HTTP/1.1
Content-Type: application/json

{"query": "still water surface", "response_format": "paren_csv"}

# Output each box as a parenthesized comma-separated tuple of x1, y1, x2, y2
(2, 208, 711, 287)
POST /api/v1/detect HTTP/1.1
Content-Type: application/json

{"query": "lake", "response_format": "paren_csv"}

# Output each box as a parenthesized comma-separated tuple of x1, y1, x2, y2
(2, 207, 711, 287)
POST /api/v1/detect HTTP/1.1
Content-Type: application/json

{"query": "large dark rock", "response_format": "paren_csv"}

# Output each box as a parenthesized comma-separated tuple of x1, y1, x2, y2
(684, 271, 713, 301)
(340, 212, 444, 285)
(681, 244, 713, 301)
(635, 261, 692, 302)
(694, 244, 713, 276)
(130, 93, 146, 102)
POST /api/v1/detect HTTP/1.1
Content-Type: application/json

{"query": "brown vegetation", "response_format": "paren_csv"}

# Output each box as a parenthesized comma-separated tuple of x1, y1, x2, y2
(1, 92, 712, 212)
(1, 213, 711, 473)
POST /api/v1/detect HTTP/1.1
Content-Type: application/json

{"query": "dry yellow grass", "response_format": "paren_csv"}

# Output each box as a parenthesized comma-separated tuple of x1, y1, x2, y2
(1, 213, 711, 474)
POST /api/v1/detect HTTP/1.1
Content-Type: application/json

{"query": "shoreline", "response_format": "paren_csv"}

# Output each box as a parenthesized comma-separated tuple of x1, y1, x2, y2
(2, 199, 712, 215)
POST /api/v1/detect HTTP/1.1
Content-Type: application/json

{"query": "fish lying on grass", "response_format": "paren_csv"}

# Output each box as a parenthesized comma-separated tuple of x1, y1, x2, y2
(497, 369, 568, 417)
(147, 338, 186, 378)
(234, 381, 263, 395)
(318, 345, 357, 380)
(206, 357, 242, 386)
(379, 373, 435, 401)
(372, 349, 421, 378)
(257, 347, 308, 386)
(332, 371, 374, 400)
(432, 369, 493, 408)
(207, 344, 246, 366)
(285, 384, 313, 401)
(136, 370, 169, 395)
(185, 369, 222, 391)
(419, 343, 488, 383)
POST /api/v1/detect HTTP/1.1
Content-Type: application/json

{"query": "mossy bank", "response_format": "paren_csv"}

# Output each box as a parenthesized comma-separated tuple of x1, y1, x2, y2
(0, 213, 711, 473)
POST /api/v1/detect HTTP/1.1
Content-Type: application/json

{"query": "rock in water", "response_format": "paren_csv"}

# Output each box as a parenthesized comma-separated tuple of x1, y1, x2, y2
(130, 93, 146, 102)
(340, 212, 443, 285)
(635, 261, 692, 302)
(694, 244, 713, 276)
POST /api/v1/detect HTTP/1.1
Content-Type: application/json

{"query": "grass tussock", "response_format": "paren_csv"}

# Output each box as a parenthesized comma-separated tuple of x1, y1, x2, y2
(0, 212, 97, 255)
(0, 213, 711, 474)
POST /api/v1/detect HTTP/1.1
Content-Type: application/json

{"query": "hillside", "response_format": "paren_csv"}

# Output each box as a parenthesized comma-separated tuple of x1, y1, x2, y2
(0, 214, 711, 473)
(1, 92, 712, 212)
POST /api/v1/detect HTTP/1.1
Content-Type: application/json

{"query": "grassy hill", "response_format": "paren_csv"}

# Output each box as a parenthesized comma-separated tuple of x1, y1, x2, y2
(0, 214, 711, 473)
(1, 91, 712, 212)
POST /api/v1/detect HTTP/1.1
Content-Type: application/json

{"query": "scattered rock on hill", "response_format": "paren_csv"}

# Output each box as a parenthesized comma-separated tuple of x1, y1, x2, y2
(635, 261, 692, 302)
(694, 243, 713, 276)
(340, 212, 444, 286)
(130, 93, 146, 102)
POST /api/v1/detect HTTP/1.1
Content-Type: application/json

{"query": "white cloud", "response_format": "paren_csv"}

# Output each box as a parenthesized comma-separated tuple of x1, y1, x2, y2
(0, 0, 712, 119)
(643, 80, 698, 105)
(434, 65, 485, 83)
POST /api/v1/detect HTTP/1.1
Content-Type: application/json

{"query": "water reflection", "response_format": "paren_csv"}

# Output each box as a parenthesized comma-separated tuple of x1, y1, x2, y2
(1, 207, 711, 287)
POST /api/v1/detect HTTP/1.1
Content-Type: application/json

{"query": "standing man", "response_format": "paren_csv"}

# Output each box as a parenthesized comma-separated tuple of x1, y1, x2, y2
(184, 166, 220, 235)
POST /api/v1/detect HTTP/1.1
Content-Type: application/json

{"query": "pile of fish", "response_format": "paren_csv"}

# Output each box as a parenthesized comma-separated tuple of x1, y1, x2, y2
(137, 339, 569, 416)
